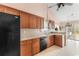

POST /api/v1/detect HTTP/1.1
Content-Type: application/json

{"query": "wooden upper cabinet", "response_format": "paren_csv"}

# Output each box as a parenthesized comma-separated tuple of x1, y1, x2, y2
(32, 15, 37, 29)
(0, 5, 5, 12)
(29, 14, 33, 28)
(0, 5, 19, 15)
(29, 14, 37, 29)
(4, 7, 20, 16)
(36, 16, 41, 29)
(36, 17, 44, 29)
(32, 38, 40, 55)
(20, 12, 29, 28)
(40, 18, 44, 29)
(0, 5, 44, 29)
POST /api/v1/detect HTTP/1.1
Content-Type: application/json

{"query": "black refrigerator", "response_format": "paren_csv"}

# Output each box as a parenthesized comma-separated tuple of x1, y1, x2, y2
(0, 12, 20, 56)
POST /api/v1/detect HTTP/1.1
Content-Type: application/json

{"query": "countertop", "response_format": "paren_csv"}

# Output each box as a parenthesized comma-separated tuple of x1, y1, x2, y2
(21, 29, 65, 41)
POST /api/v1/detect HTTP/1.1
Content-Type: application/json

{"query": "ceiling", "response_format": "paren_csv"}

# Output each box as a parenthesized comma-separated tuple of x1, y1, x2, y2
(48, 3, 79, 23)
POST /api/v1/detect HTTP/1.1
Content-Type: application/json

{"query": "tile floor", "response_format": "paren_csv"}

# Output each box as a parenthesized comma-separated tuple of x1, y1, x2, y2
(35, 39, 79, 56)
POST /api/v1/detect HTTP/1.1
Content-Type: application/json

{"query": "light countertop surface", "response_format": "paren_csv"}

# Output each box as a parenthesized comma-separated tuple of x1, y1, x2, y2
(21, 29, 66, 41)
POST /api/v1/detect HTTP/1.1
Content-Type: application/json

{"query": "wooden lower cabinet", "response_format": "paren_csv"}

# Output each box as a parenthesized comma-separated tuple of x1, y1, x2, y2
(54, 35, 62, 47)
(20, 40, 32, 56)
(32, 38, 40, 55)
(20, 35, 63, 56)
(47, 35, 54, 47)
(49, 35, 55, 46)
(20, 38, 40, 56)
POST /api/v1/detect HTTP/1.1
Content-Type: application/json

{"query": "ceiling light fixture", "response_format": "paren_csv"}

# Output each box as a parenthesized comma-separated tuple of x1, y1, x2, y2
(48, 3, 73, 11)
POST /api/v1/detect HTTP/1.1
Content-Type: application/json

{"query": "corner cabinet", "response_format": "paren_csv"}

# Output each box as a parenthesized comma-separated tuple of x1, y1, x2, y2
(49, 35, 55, 46)
(47, 35, 55, 47)
(54, 35, 62, 47)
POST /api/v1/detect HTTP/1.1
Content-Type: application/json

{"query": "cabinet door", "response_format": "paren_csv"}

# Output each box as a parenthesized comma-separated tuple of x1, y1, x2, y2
(37, 17, 44, 29)
(29, 14, 33, 28)
(49, 35, 55, 46)
(54, 35, 62, 47)
(5, 7, 20, 16)
(20, 40, 27, 56)
(29, 15, 37, 29)
(26, 40, 32, 56)
(20, 40, 32, 56)
(36, 17, 41, 29)
(0, 5, 5, 12)
(20, 12, 29, 28)
(33, 16, 37, 29)
(32, 38, 40, 55)
(47, 35, 54, 47)
(40, 18, 44, 29)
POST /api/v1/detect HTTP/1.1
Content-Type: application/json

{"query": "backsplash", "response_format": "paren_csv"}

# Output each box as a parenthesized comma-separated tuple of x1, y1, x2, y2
(21, 29, 45, 39)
